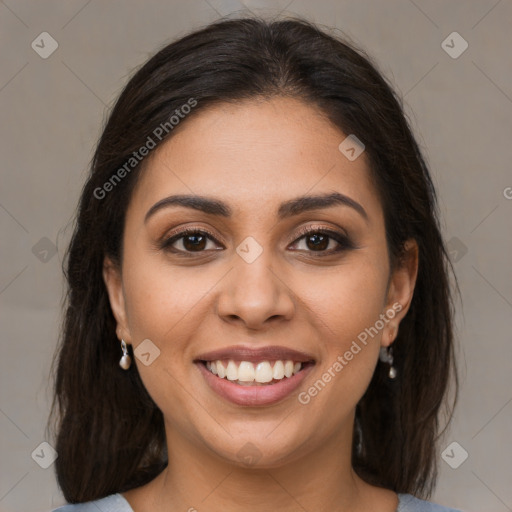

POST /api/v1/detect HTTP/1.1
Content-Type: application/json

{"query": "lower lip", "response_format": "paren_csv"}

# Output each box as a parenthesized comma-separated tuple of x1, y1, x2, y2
(196, 361, 314, 406)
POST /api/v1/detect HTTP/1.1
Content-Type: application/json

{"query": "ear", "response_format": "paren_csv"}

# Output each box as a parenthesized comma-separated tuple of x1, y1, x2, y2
(102, 256, 132, 344)
(381, 239, 419, 347)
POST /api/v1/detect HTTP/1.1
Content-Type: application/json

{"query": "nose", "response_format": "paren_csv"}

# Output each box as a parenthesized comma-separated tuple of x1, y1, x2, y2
(215, 252, 295, 331)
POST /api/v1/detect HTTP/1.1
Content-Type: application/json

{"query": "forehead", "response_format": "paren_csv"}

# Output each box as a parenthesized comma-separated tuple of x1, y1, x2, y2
(128, 96, 381, 222)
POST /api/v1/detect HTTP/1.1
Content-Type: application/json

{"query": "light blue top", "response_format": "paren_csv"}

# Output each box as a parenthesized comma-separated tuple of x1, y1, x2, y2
(52, 492, 464, 511)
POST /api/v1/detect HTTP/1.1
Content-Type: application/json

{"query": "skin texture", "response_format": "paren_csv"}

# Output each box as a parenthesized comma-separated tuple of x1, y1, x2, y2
(103, 96, 418, 512)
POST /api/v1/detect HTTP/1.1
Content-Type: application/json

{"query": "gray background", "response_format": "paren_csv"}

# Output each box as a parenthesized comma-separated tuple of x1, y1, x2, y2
(1, 1, 511, 511)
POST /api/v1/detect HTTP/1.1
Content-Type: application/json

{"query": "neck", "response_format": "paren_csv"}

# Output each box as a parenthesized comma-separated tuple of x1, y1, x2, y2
(123, 416, 397, 512)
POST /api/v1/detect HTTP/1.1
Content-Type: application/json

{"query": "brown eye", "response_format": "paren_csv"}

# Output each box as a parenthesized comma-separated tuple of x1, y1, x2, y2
(181, 233, 207, 251)
(160, 229, 222, 254)
(303, 232, 330, 251)
(290, 227, 355, 256)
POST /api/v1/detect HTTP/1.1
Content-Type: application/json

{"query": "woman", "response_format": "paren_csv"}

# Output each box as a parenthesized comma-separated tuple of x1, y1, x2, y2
(49, 15, 463, 512)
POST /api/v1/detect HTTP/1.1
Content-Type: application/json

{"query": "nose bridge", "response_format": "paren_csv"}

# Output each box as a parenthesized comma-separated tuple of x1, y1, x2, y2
(216, 242, 295, 328)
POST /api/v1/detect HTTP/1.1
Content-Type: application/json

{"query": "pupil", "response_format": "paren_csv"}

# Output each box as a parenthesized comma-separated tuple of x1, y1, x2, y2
(184, 234, 206, 251)
(307, 234, 328, 251)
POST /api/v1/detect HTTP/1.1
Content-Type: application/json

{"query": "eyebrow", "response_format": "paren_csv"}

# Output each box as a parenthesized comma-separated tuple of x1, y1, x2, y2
(144, 192, 368, 223)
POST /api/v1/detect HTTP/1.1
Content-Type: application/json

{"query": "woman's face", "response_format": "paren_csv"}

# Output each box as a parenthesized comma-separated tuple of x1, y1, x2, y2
(104, 96, 417, 467)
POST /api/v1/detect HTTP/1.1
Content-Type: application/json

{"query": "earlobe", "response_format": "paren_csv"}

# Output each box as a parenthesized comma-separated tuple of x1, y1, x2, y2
(102, 257, 132, 344)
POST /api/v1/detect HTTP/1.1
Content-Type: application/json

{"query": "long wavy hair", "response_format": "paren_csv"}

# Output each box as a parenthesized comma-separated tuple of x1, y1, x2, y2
(47, 15, 459, 503)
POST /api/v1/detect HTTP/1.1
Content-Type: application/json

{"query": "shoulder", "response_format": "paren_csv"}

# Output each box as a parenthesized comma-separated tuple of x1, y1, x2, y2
(398, 493, 465, 512)
(51, 493, 133, 512)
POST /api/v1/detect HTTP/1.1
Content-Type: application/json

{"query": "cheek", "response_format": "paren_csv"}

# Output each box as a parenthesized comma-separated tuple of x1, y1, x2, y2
(120, 261, 202, 417)
(305, 255, 389, 346)
(120, 259, 219, 401)
(122, 259, 211, 343)
(293, 262, 388, 437)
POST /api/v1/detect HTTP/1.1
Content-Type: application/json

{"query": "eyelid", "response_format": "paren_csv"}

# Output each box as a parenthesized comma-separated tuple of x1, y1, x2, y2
(291, 224, 350, 242)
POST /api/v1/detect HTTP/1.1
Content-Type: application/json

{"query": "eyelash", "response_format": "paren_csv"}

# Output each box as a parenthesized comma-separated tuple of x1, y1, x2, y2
(292, 225, 356, 254)
(159, 225, 355, 257)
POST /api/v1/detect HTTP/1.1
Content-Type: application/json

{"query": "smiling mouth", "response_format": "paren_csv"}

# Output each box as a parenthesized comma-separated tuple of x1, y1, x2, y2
(199, 359, 315, 386)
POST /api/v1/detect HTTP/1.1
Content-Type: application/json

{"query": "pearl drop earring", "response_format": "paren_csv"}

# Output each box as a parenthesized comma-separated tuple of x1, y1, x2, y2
(379, 345, 397, 380)
(119, 339, 132, 370)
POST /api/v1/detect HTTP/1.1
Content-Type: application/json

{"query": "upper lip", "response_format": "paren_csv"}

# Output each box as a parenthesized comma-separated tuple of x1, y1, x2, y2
(195, 345, 315, 363)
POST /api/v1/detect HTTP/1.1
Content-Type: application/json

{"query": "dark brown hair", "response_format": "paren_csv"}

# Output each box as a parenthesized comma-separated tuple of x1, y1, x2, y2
(48, 15, 459, 503)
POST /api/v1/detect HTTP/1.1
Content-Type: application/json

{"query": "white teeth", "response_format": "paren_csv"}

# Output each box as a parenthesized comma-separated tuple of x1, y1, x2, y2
(226, 360, 238, 381)
(284, 360, 294, 378)
(255, 361, 273, 383)
(272, 360, 284, 379)
(216, 361, 226, 378)
(205, 359, 305, 384)
(237, 361, 255, 382)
